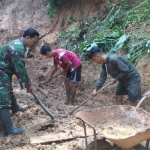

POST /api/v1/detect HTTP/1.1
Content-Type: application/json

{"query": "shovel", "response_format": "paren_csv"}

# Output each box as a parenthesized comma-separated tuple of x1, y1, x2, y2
(39, 73, 61, 85)
(69, 83, 111, 115)
(32, 92, 55, 120)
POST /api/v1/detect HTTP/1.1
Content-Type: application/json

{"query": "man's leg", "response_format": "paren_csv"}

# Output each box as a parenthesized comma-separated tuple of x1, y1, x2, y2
(10, 79, 28, 113)
(70, 65, 82, 105)
(64, 77, 71, 105)
(115, 82, 127, 105)
(10, 91, 28, 114)
(127, 82, 141, 107)
(115, 95, 124, 105)
(0, 78, 23, 135)
(70, 82, 76, 105)
(130, 101, 138, 106)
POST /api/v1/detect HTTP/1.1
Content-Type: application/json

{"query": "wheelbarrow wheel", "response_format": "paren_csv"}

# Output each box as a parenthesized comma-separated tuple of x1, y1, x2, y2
(112, 144, 121, 150)
(84, 139, 112, 150)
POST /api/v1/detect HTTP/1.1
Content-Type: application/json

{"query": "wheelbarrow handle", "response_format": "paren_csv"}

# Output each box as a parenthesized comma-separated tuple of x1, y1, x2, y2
(32, 92, 55, 120)
(39, 73, 61, 85)
(136, 96, 147, 108)
(69, 83, 111, 115)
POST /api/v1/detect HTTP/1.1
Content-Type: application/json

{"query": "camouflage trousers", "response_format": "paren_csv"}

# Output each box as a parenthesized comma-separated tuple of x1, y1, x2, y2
(0, 71, 14, 108)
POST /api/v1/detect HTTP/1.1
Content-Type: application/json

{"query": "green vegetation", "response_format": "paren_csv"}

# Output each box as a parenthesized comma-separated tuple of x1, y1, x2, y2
(56, 0, 150, 63)
(43, 0, 70, 17)
(43, 0, 58, 17)
(67, 15, 76, 25)
(44, 0, 150, 63)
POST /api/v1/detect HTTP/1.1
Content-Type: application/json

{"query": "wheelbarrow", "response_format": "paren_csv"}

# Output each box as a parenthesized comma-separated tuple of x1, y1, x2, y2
(75, 96, 150, 150)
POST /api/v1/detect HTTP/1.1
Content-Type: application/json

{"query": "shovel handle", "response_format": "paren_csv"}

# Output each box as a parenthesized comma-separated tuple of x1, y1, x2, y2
(32, 93, 55, 120)
(69, 83, 111, 115)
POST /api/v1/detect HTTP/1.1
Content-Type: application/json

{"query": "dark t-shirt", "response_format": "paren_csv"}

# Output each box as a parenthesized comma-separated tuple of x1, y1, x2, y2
(95, 54, 141, 90)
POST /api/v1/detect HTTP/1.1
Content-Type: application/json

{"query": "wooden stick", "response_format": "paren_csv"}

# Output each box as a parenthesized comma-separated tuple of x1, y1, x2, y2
(30, 133, 93, 144)
(69, 83, 111, 115)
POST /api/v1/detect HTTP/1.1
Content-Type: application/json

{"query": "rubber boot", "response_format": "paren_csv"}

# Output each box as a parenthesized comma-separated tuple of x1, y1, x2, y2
(0, 109, 23, 135)
(11, 93, 28, 114)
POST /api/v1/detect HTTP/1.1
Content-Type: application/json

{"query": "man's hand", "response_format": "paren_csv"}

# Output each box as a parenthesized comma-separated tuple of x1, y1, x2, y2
(110, 78, 117, 85)
(26, 86, 33, 93)
(91, 89, 97, 97)
(144, 91, 150, 98)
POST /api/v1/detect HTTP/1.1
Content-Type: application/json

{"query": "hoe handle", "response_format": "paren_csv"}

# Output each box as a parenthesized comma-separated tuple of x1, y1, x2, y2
(136, 96, 147, 108)
(69, 83, 111, 115)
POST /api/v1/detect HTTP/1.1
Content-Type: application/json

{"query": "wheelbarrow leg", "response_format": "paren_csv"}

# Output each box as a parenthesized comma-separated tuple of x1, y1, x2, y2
(93, 128, 98, 150)
(82, 120, 88, 147)
(145, 139, 150, 150)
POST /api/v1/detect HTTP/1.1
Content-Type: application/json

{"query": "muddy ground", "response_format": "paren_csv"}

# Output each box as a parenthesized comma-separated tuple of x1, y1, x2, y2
(1, 0, 150, 150)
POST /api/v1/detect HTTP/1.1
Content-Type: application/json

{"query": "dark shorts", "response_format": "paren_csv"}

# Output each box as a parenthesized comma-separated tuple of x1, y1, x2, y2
(66, 65, 82, 82)
(115, 81, 141, 102)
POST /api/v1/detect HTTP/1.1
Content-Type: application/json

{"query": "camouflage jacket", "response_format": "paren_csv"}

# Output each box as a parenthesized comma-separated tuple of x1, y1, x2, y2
(0, 37, 31, 89)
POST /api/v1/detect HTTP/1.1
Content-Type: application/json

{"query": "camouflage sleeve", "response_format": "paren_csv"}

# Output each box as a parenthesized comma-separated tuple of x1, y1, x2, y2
(9, 46, 31, 89)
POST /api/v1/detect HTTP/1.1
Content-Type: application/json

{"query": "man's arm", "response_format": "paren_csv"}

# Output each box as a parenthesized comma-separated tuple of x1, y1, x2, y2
(95, 63, 107, 91)
(62, 60, 72, 74)
(10, 49, 31, 90)
(60, 53, 72, 74)
(91, 64, 107, 96)
(50, 64, 58, 77)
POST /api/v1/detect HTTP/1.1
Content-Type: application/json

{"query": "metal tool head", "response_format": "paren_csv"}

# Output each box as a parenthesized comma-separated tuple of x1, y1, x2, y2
(39, 80, 48, 85)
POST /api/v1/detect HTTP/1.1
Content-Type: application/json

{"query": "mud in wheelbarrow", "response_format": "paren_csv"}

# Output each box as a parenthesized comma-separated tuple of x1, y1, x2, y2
(75, 105, 150, 149)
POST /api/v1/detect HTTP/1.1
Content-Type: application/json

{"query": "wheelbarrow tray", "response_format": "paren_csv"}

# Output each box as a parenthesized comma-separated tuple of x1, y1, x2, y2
(75, 105, 150, 148)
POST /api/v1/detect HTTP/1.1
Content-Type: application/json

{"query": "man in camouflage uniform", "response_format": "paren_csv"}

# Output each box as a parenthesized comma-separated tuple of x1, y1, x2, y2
(0, 28, 39, 135)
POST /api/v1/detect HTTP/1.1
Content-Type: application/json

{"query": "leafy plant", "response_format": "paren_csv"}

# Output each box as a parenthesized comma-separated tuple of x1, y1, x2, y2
(44, 0, 58, 17)
(56, 0, 150, 63)
(67, 15, 76, 24)
(44, 0, 70, 17)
